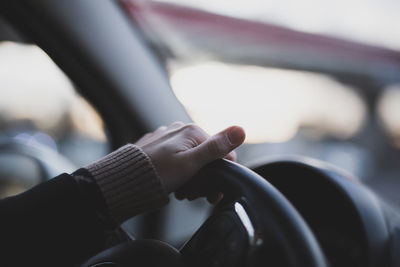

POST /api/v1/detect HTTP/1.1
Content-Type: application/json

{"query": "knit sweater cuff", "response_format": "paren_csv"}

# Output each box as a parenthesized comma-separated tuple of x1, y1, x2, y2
(85, 144, 169, 225)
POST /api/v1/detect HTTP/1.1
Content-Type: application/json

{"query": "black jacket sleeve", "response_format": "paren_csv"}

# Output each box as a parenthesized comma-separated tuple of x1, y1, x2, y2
(0, 145, 169, 267)
(0, 172, 113, 266)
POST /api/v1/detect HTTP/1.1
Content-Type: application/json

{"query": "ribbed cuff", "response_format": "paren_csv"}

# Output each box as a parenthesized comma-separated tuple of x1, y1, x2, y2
(85, 144, 169, 224)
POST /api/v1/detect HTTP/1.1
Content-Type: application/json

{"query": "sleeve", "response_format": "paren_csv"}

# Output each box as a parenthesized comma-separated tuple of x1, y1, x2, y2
(85, 144, 169, 225)
(0, 173, 108, 266)
(0, 144, 169, 266)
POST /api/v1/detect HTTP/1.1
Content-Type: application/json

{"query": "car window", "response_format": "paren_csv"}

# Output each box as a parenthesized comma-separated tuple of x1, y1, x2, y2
(121, 0, 400, 206)
(0, 41, 110, 198)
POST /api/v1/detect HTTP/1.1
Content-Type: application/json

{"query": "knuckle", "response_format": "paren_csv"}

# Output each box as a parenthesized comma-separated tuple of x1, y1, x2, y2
(181, 123, 200, 135)
(182, 123, 197, 130)
(206, 138, 223, 156)
(185, 136, 200, 147)
(156, 125, 167, 131)
(138, 133, 152, 141)
(182, 124, 208, 144)
(170, 121, 184, 127)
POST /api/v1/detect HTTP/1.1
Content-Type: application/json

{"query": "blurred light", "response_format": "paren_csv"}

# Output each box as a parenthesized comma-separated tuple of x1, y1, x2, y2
(0, 41, 106, 141)
(0, 41, 75, 130)
(70, 97, 107, 142)
(33, 133, 58, 151)
(153, 0, 400, 51)
(170, 62, 366, 143)
(14, 132, 58, 152)
(378, 85, 400, 147)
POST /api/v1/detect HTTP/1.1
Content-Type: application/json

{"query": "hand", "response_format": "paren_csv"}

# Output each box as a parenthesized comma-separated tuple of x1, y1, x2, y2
(135, 122, 246, 200)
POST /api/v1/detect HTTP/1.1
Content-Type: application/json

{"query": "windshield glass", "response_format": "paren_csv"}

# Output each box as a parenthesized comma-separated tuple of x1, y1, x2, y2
(0, 41, 109, 197)
(121, 0, 400, 207)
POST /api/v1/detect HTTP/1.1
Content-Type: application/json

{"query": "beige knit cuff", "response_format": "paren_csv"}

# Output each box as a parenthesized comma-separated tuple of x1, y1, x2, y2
(86, 144, 169, 225)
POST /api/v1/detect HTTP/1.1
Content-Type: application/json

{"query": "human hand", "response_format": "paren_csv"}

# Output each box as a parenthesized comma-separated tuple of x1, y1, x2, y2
(135, 122, 246, 201)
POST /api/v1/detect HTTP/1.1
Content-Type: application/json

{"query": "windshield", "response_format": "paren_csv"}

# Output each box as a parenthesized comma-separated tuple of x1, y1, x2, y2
(121, 0, 400, 207)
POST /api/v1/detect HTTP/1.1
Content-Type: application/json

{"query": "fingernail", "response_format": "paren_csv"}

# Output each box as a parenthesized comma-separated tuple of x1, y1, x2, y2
(228, 127, 244, 145)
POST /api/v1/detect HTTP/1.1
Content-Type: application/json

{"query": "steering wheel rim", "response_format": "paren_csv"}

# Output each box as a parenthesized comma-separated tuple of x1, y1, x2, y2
(82, 159, 328, 267)
(181, 159, 328, 267)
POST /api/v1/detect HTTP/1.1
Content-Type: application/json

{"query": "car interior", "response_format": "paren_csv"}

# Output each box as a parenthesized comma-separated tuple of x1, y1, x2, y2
(1, 0, 400, 266)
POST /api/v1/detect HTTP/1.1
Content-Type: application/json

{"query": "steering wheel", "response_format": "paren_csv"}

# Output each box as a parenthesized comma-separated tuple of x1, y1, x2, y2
(82, 159, 328, 267)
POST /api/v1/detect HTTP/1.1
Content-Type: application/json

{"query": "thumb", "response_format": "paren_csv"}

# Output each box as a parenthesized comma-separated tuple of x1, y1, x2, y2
(189, 126, 246, 166)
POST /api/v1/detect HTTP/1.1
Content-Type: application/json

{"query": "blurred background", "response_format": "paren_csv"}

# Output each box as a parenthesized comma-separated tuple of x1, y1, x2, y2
(0, 39, 109, 197)
(120, 0, 400, 208)
(0, 0, 400, 246)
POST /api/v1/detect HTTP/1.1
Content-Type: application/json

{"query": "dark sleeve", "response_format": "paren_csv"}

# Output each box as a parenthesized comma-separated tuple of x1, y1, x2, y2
(0, 172, 111, 266)
(0, 144, 170, 267)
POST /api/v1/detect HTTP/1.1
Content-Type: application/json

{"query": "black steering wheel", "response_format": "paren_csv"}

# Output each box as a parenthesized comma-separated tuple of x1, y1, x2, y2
(82, 159, 328, 267)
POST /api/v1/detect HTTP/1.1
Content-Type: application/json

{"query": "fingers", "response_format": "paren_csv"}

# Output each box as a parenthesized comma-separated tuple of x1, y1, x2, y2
(206, 192, 223, 204)
(188, 126, 245, 166)
(153, 123, 244, 201)
(135, 122, 184, 147)
(134, 133, 152, 146)
(154, 125, 168, 134)
(224, 151, 237, 162)
(175, 191, 223, 205)
(168, 121, 185, 130)
(138, 123, 244, 197)
(181, 123, 209, 146)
